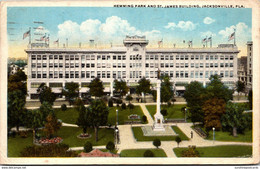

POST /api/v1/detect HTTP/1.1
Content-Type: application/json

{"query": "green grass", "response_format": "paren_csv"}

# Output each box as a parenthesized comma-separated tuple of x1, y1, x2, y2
(108, 106, 147, 125)
(8, 132, 34, 157)
(146, 104, 186, 119)
(73, 149, 118, 155)
(173, 145, 252, 157)
(58, 126, 115, 147)
(206, 129, 252, 142)
(132, 126, 189, 141)
(55, 105, 146, 125)
(55, 108, 79, 124)
(120, 149, 167, 157)
(192, 124, 252, 142)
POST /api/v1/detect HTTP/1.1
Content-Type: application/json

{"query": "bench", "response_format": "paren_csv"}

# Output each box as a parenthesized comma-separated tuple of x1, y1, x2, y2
(193, 126, 207, 138)
(164, 118, 186, 123)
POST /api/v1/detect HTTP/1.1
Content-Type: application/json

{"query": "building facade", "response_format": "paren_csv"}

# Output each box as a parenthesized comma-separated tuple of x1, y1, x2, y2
(237, 56, 247, 84)
(26, 36, 239, 99)
(246, 41, 253, 90)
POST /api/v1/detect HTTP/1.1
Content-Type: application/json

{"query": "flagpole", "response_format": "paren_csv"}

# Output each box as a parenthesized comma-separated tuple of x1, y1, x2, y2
(206, 36, 207, 48)
(29, 27, 31, 48)
(234, 29, 236, 46)
(211, 36, 212, 48)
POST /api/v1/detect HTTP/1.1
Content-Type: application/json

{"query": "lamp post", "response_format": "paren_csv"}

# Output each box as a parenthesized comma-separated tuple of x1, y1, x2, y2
(184, 108, 187, 122)
(212, 127, 215, 144)
(116, 109, 119, 126)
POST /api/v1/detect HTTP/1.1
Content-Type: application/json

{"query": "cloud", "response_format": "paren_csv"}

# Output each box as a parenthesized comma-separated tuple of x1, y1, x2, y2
(218, 22, 251, 46)
(34, 26, 49, 34)
(57, 16, 161, 45)
(203, 17, 215, 24)
(164, 21, 196, 31)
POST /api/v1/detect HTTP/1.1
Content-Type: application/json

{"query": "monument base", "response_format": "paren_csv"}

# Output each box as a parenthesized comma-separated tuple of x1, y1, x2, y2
(153, 124, 165, 131)
(142, 125, 177, 136)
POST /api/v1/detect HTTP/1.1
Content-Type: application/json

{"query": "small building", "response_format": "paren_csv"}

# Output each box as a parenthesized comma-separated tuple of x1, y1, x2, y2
(9, 64, 19, 75)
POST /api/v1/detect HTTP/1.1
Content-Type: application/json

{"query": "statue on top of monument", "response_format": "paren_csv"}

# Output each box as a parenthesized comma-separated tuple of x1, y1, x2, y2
(157, 69, 161, 79)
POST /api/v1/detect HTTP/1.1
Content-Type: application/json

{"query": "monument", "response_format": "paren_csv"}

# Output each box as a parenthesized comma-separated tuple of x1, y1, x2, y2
(153, 69, 165, 131)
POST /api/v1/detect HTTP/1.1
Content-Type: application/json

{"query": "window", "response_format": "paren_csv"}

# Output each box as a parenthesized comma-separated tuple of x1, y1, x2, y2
(215, 63, 218, 68)
(75, 63, 79, 68)
(206, 55, 209, 60)
(43, 71, 47, 78)
(86, 71, 90, 78)
(91, 55, 95, 60)
(191, 63, 194, 68)
(65, 71, 69, 78)
(37, 55, 41, 60)
(170, 63, 174, 67)
(118, 55, 122, 60)
(225, 71, 229, 77)
(206, 63, 209, 68)
(70, 71, 74, 78)
(70, 55, 74, 60)
(43, 55, 47, 60)
(31, 82, 42, 88)
(65, 55, 69, 60)
(59, 55, 63, 60)
(54, 63, 58, 68)
(145, 71, 149, 78)
(150, 55, 154, 60)
(225, 63, 229, 67)
(113, 63, 116, 68)
(75, 55, 79, 60)
(122, 55, 126, 60)
(102, 55, 106, 60)
(230, 71, 233, 77)
(180, 71, 184, 78)
(32, 71, 36, 78)
(113, 71, 116, 78)
(185, 63, 189, 68)
(200, 63, 203, 68)
(81, 55, 85, 61)
(195, 71, 198, 78)
(32, 55, 36, 60)
(161, 63, 164, 68)
(118, 63, 121, 68)
(230, 63, 233, 67)
(91, 71, 95, 78)
(70, 63, 74, 68)
(59, 71, 63, 78)
(37, 63, 41, 68)
(191, 55, 194, 60)
(230, 55, 233, 60)
(176, 71, 179, 78)
(105, 71, 110, 78)
(91, 64, 95, 68)
(195, 63, 199, 68)
(215, 55, 218, 60)
(210, 63, 213, 68)
(49, 72, 53, 78)
(113, 55, 117, 60)
(205, 71, 209, 78)
(122, 63, 126, 68)
(200, 55, 204, 60)
(102, 71, 106, 78)
(220, 71, 224, 77)
(165, 55, 169, 60)
(165, 63, 169, 68)
(75, 71, 79, 78)
(82, 64, 85, 68)
(170, 55, 173, 60)
(180, 55, 184, 60)
(195, 55, 199, 60)
(97, 55, 101, 60)
(118, 71, 121, 78)
(200, 72, 203, 78)
(155, 55, 158, 60)
(176, 63, 179, 68)
(225, 56, 229, 60)
(190, 71, 194, 78)
(32, 63, 36, 68)
(97, 63, 101, 68)
(220, 55, 224, 60)
(170, 71, 174, 77)
(220, 63, 224, 67)
(210, 55, 214, 60)
(49, 83, 62, 88)
(161, 55, 164, 60)
(59, 63, 63, 68)
(54, 71, 58, 78)
(43, 63, 47, 68)
(185, 71, 188, 78)
(150, 63, 154, 68)
(49, 63, 53, 68)
(185, 55, 189, 60)
(176, 55, 179, 60)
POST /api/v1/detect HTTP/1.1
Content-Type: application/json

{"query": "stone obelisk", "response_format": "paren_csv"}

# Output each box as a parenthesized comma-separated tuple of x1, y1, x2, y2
(153, 70, 165, 131)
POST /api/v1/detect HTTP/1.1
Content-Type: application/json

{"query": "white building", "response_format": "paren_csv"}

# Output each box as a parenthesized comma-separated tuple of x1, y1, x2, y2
(25, 36, 239, 100)
(246, 41, 253, 90)
(9, 64, 19, 75)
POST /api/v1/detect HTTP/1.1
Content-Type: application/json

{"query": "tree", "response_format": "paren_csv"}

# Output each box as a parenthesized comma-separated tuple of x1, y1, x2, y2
(236, 81, 246, 97)
(221, 102, 247, 137)
(161, 75, 174, 104)
(204, 75, 233, 103)
(125, 94, 133, 104)
(153, 138, 161, 148)
(62, 82, 79, 105)
(37, 83, 56, 105)
(39, 101, 54, 122)
(106, 141, 115, 152)
(144, 150, 154, 157)
(183, 81, 205, 123)
(142, 115, 147, 123)
(88, 77, 104, 99)
(114, 79, 129, 99)
(8, 90, 27, 132)
(76, 103, 91, 134)
(87, 100, 109, 142)
(44, 113, 62, 139)
(175, 136, 182, 147)
(84, 141, 93, 153)
(202, 97, 226, 130)
(25, 109, 44, 143)
(8, 69, 27, 95)
(136, 77, 151, 103)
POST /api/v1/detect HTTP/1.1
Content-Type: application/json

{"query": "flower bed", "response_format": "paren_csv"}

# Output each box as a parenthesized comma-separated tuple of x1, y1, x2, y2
(36, 137, 63, 145)
(77, 133, 92, 139)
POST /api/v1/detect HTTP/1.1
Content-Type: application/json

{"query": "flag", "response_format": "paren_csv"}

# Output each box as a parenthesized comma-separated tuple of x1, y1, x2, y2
(207, 37, 212, 42)
(40, 35, 46, 41)
(188, 40, 192, 45)
(158, 39, 163, 45)
(23, 30, 30, 39)
(228, 32, 235, 41)
(54, 39, 59, 44)
(202, 38, 207, 43)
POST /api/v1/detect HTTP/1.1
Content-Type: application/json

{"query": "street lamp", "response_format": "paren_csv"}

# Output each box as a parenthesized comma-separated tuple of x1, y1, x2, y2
(184, 108, 187, 122)
(212, 127, 215, 144)
(116, 109, 119, 126)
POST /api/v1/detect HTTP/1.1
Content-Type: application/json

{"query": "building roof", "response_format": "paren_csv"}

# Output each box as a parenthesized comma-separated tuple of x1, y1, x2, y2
(78, 149, 119, 157)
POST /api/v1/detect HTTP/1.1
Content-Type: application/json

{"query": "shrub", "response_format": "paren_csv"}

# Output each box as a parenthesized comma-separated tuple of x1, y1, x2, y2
(84, 141, 93, 153)
(171, 98, 176, 102)
(153, 138, 161, 148)
(106, 141, 115, 152)
(117, 103, 120, 107)
(175, 136, 182, 147)
(108, 99, 113, 107)
(116, 99, 122, 104)
(181, 146, 200, 157)
(61, 104, 67, 111)
(142, 115, 147, 123)
(121, 102, 126, 109)
(19, 131, 28, 138)
(144, 150, 154, 157)
(128, 103, 134, 109)
(20, 143, 77, 157)
(161, 109, 168, 116)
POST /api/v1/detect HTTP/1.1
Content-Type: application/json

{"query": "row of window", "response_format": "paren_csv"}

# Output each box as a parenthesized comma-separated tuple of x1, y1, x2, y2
(31, 54, 235, 61)
(145, 71, 234, 78)
(145, 55, 234, 60)
(145, 62, 234, 68)
(31, 54, 127, 61)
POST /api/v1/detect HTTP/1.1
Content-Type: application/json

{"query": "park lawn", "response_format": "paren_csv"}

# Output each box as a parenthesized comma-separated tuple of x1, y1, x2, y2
(55, 108, 79, 124)
(108, 106, 147, 125)
(57, 126, 115, 147)
(206, 129, 252, 143)
(146, 104, 186, 120)
(132, 126, 189, 141)
(120, 148, 167, 157)
(8, 131, 34, 157)
(173, 145, 252, 157)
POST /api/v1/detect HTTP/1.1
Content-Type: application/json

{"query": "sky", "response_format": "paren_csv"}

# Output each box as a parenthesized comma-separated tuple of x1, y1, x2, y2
(7, 7, 252, 59)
